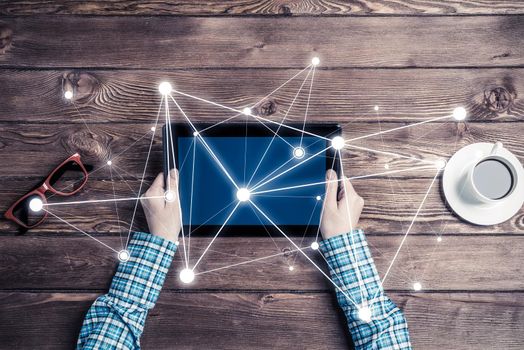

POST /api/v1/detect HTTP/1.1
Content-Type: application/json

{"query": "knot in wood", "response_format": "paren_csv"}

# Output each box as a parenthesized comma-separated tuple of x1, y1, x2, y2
(261, 294, 275, 304)
(0, 23, 13, 54)
(66, 129, 108, 161)
(279, 5, 292, 16)
(254, 98, 278, 117)
(62, 71, 99, 104)
(484, 86, 513, 113)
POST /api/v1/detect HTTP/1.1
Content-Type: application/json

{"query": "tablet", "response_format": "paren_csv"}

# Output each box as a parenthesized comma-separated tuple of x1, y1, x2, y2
(163, 122, 341, 236)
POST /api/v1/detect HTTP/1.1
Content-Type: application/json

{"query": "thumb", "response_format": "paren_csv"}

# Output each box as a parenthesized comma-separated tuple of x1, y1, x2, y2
(324, 170, 339, 211)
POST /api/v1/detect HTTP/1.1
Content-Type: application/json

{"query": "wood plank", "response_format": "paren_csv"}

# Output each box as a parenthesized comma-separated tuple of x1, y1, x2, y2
(1, 174, 522, 235)
(1, 122, 523, 178)
(0, 291, 523, 349)
(1, 69, 523, 123)
(2, 1, 524, 16)
(0, 235, 522, 291)
(0, 17, 523, 68)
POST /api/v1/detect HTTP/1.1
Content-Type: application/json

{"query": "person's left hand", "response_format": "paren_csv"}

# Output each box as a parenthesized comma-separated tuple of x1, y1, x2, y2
(140, 171, 181, 243)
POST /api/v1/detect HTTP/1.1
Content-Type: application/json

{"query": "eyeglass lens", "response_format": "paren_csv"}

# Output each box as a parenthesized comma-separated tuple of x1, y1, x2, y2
(48, 160, 87, 194)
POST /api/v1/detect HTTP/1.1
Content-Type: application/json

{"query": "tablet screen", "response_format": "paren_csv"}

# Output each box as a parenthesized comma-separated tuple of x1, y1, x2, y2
(166, 123, 339, 235)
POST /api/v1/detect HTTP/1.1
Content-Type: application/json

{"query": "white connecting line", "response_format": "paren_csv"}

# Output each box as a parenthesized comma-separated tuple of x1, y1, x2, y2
(248, 200, 360, 309)
(369, 168, 441, 309)
(195, 246, 307, 276)
(155, 70, 453, 311)
(192, 201, 241, 270)
(251, 165, 437, 196)
(250, 146, 330, 192)
(337, 149, 366, 306)
(43, 195, 165, 207)
(126, 94, 165, 249)
(44, 208, 119, 254)
(49, 59, 458, 312)
(247, 66, 314, 186)
(165, 97, 190, 268)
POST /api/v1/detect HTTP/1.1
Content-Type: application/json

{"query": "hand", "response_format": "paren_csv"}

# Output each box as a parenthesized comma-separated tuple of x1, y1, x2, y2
(320, 169, 364, 240)
(140, 171, 181, 243)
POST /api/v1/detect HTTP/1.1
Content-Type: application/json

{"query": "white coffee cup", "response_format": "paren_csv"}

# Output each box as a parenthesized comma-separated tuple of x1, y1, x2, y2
(462, 142, 518, 204)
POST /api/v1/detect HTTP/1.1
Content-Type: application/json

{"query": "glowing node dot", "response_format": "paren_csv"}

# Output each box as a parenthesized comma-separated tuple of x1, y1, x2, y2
(437, 236, 442, 243)
(118, 250, 130, 262)
(158, 82, 172, 95)
(331, 136, 345, 150)
(64, 90, 74, 100)
(374, 105, 379, 111)
(358, 307, 372, 323)
(384, 164, 390, 170)
(175, 240, 180, 246)
(311, 241, 319, 250)
(29, 197, 43, 212)
(242, 107, 252, 116)
(289, 266, 295, 271)
(179, 268, 195, 284)
(316, 195, 321, 201)
(236, 188, 251, 202)
(293, 147, 305, 159)
(164, 190, 175, 202)
(453, 107, 467, 121)
(107, 160, 112, 166)
(312, 57, 320, 66)
(413, 282, 422, 291)
(151, 126, 156, 132)
(435, 159, 447, 170)
(193, 131, 199, 137)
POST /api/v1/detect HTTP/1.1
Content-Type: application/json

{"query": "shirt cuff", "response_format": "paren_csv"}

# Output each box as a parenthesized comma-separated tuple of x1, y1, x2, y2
(108, 232, 177, 310)
(319, 229, 383, 307)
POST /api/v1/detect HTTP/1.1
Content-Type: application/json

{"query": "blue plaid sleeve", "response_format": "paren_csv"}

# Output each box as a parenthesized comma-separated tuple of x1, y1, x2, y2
(319, 229, 412, 350)
(77, 232, 177, 350)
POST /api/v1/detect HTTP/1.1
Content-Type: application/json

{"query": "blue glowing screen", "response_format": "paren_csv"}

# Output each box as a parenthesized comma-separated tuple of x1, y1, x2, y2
(177, 136, 327, 226)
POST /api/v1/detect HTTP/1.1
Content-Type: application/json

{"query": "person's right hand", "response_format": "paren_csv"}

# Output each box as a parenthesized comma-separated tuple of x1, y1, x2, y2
(320, 169, 364, 240)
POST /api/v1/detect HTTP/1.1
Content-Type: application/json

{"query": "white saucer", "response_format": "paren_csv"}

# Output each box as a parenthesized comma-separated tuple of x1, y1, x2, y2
(443, 142, 524, 226)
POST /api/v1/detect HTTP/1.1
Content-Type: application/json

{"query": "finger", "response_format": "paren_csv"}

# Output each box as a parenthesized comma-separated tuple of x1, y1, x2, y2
(338, 177, 357, 207)
(343, 177, 358, 197)
(150, 172, 165, 191)
(168, 168, 179, 190)
(165, 169, 180, 207)
(324, 169, 339, 211)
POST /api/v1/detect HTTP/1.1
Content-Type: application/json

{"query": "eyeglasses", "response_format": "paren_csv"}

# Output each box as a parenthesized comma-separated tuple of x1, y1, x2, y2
(4, 153, 89, 229)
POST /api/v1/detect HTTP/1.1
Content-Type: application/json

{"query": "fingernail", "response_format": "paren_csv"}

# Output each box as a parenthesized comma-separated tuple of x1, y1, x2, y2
(170, 169, 178, 178)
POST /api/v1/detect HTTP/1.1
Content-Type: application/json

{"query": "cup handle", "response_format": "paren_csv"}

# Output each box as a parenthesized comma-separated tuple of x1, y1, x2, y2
(490, 142, 503, 155)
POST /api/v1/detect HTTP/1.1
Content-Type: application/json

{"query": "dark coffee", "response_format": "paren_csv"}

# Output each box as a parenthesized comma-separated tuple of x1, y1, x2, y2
(473, 159, 514, 200)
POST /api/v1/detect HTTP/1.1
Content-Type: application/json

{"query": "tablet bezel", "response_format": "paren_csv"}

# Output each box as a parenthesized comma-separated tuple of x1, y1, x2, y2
(163, 122, 341, 236)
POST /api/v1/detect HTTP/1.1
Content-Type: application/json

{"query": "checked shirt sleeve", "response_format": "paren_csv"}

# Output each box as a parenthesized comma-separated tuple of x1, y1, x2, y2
(319, 229, 412, 350)
(77, 232, 177, 350)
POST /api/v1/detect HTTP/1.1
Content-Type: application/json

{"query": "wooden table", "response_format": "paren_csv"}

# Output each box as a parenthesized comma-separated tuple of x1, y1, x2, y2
(0, 2, 523, 349)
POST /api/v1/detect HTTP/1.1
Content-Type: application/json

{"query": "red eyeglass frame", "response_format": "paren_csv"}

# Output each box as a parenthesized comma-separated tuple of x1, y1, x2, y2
(4, 153, 89, 229)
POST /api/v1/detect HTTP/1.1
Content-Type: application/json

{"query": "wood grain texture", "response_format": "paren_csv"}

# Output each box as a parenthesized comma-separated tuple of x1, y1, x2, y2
(0, 5, 523, 349)
(1, 122, 523, 179)
(1, 291, 523, 349)
(1, 69, 523, 123)
(0, 235, 522, 291)
(1, 0, 524, 15)
(1, 175, 522, 235)
(0, 16, 523, 68)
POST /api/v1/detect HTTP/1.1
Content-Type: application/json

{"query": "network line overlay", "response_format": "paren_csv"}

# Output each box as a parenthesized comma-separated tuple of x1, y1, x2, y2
(31, 56, 468, 323)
